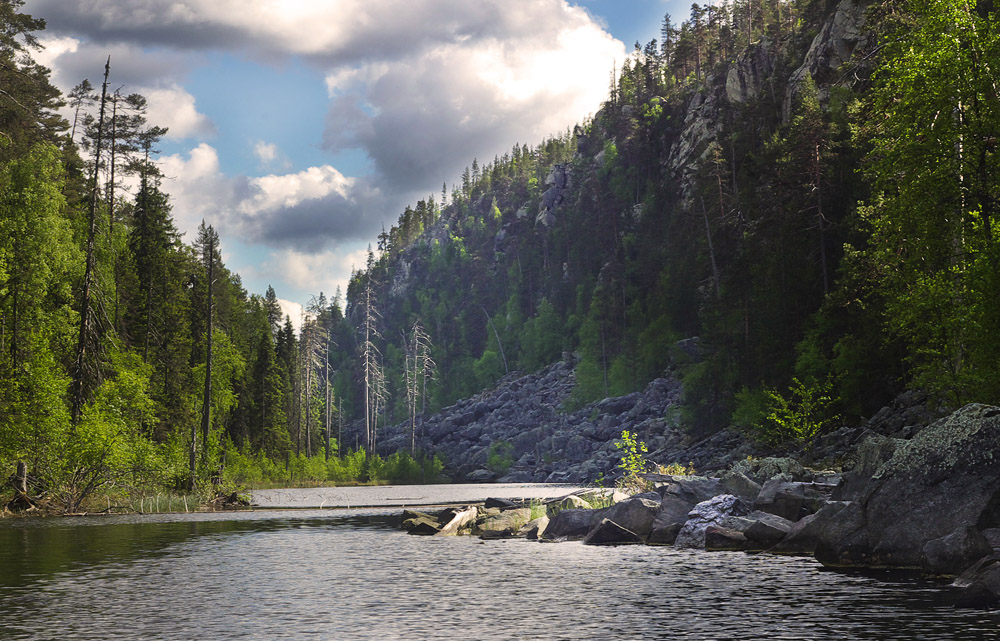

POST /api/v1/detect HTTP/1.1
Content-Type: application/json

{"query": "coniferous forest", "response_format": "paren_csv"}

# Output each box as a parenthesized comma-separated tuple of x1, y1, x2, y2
(2, 0, 999, 510)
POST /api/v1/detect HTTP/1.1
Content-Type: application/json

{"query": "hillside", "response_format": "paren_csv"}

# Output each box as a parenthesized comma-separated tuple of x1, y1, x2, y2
(345, 0, 880, 443)
(3, 0, 999, 509)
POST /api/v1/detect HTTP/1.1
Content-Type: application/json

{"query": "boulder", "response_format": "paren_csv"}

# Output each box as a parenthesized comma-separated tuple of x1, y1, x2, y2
(922, 527, 993, 577)
(546, 494, 592, 515)
(477, 507, 532, 539)
(731, 457, 806, 484)
(953, 556, 1000, 609)
(705, 525, 748, 551)
(674, 494, 752, 549)
(742, 511, 795, 549)
(754, 480, 809, 521)
(484, 497, 523, 510)
(648, 477, 724, 545)
(816, 404, 1000, 573)
(540, 507, 608, 541)
(520, 515, 549, 540)
(600, 493, 661, 540)
(755, 480, 834, 522)
(719, 469, 762, 502)
(583, 519, 643, 546)
(403, 514, 441, 536)
(770, 501, 850, 555)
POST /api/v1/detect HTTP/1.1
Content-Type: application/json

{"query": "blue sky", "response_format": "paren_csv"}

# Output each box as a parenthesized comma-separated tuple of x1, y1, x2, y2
(28, 0, 686, 324)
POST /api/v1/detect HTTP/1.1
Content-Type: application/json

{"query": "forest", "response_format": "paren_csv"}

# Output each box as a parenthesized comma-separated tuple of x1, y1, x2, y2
(1, 0, 998, 510)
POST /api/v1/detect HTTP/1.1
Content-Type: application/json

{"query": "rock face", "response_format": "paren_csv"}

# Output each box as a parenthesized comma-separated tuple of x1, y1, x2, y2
(726, 40, 775, 104)
(816, 404, 1000, 575)
(783, 0, 873, 121)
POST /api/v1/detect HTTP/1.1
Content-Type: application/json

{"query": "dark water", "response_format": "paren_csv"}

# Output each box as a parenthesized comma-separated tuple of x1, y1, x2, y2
(0, 507, 997, 640)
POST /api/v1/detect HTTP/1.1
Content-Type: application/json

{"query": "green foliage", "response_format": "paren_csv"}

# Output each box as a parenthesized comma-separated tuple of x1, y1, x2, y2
(745, 378, 840, 447)
(849, 0, 1000, 405)
(615, 429, 651, 493)
(655, 462, 696, 476)
(486, 439, 514, 476)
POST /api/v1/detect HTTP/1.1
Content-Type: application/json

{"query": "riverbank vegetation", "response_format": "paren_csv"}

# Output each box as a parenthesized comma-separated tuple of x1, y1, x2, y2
(3, 0, 999, 512)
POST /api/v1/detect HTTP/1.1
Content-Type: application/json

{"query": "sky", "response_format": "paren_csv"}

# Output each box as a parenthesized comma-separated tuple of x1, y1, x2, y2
(25, 0, 682, 327)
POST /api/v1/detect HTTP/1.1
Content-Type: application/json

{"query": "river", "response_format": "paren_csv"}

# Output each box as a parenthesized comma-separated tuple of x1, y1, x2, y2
(0, 485, 997, 640)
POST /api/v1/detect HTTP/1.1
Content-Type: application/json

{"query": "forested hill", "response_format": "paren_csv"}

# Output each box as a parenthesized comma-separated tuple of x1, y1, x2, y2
(2, 0, 999, 509)
(348, 0, 1000, 443)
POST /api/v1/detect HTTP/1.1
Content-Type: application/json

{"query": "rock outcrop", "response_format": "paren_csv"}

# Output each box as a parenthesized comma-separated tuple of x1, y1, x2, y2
(815, 404, 1000, 576)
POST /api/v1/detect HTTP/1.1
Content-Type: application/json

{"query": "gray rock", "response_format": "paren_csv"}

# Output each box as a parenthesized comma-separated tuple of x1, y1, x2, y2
(754, 480, 809, 521)
(583, 519, 643, 546)
(743, 511, 795, 549)
(726, 40, 775, 104)
(478, 507, 532, 539)
(732, 457, 807, 484)
(648, 522, 684, 546)
(783, 0, 872, 121)
(601, 494, 661, 540)
(922, 527, 993, 577)
(770, 501, 850, 556)
(705, 525, 748, 551)
(674, 494, 752, 549)
(540, 507, 608, 541)
(816, 404, 1000, 573)
(521, 515, 549, 540)
(719, 469, 762, 502)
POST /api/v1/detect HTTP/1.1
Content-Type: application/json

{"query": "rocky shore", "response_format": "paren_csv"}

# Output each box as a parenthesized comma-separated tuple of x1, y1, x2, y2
(400, 403, 1000, 609)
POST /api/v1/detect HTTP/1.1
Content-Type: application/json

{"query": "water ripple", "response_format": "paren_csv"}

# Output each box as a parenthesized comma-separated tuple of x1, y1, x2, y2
(0, 509, 997, 640)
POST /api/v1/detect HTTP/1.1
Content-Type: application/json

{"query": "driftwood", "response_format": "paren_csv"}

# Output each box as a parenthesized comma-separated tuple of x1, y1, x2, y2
(436, 506, 478, 536)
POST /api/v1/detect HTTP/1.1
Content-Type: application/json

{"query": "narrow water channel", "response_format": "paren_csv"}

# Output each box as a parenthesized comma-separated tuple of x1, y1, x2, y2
(0, 492, 996, 639)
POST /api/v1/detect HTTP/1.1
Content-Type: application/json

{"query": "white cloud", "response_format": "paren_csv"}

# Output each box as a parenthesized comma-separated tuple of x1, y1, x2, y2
(237, 245, 368, 322)
(143, 84, 216, 139)
(276, 298, 304, 333)
(27, 0, 627, 305)
(159, 144, 385, 249)
(254, 140, 278, 163)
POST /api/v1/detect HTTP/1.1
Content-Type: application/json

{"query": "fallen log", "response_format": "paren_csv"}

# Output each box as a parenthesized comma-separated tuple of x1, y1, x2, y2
(436, 506, 478, 536)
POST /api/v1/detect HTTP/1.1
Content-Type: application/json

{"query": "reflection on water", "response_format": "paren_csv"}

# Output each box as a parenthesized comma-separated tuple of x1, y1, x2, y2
(1, 505, 997, 640)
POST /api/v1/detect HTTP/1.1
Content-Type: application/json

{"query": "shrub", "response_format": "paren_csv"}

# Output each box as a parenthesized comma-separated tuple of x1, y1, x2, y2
(486, 440, 514, 476)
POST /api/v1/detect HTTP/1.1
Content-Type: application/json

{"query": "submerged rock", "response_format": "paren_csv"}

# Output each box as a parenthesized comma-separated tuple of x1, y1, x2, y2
(953, 556, 1000, 609)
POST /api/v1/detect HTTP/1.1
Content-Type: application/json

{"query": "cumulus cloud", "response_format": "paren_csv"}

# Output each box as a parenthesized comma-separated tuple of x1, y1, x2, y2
(158, 144, 386, 250)
(35, 35, 214, 141)
(26, 0, 625, 301)
(254, 141, 277, 163)
(31, 0, 621, 195)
